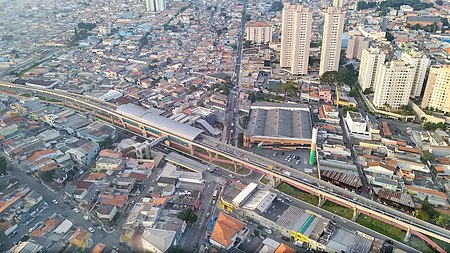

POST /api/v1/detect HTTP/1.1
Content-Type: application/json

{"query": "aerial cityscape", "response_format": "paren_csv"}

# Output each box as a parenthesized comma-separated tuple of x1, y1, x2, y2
(1, 0, 450, 252)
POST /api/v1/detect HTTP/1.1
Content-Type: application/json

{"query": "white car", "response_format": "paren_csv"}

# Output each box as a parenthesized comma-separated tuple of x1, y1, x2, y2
(83, 215, 89, 220)
(52, 199, 59, 204)
(88, 227, 95, 233)
(73, 208, 80, 213)
(265, 229, 273, 234)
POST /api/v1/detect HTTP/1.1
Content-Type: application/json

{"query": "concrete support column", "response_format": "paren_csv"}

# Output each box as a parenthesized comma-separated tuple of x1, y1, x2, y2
(119, 117, 125, 128)
(352, 207, 359, 221)
(189, 143, 194, 156)
(318, 195, 326, 207)
(272, 177, 281, 188)
(207, 151, 212, 162)
(139, 125, 146, 137)
(404, 227, 411, 242)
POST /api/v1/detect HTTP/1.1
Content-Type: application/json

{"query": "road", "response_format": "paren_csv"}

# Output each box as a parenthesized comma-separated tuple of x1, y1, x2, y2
(0, 161, 125, 252)
(223, 0, 247, 146)
(338, 112, 370, 197)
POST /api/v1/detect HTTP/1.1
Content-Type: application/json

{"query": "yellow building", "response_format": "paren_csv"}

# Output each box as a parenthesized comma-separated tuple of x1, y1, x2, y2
(69, 227, 90, 250)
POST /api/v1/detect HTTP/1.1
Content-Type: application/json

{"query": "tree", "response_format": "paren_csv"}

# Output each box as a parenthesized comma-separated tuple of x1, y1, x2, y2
(0, 157, 6, 175)
(363, 88, 373, 94)
(39, 169, 56, 182)
(281, 81, 297, 98)
(196, 101, 205, 107)
(178, 208, 198, 224)
(421, 150, 432, 162)
(320, 71, 339, 85)
(436, 214, 450, 228)
(436, 0, 443, 5)
(349, 86, 358, 97)
(269, 1, 283, 12)
(399, 105, 414, 116)
(357, 1, 377, 10)
(416, 196, 439, 222)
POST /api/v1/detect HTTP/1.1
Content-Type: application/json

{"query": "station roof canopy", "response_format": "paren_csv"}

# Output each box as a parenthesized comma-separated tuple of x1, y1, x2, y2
(116, 103, 203, 141)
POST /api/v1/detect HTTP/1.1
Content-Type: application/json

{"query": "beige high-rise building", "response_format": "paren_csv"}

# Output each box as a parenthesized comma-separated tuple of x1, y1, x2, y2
(373, 61, 415, 109)
(346, 31, 371, 60)
(319, 7, 344, 76)
(333, 0, 344, 8)
(421, 66, 450, 113)
(400, 50, 430, 98)
(246, 22, 273, 44)
(358, 47, 385, 91)
(280, 3, 312, 75)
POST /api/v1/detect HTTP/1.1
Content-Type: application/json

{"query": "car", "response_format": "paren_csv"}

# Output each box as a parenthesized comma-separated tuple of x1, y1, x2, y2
(29, 226, 35, 233)
(9, 231, 18, 238)
(97, 226, 102, 230)
(52, 199, 59, 204)
(229, 174, 235, 179)
(83, 215, 89, 220)
(281, 236, 290, 242)
(113, 246, 120, 251)
(285, 197, 292, 203)
(88, 227, 95, 233)
(257, 225, 264, 230)
(265, 229, 273, 234)
(73, 208, 80, 213)
(273, 152, 277, 157)
(206, 212, 210, 218)
(295, 160, 300, 165)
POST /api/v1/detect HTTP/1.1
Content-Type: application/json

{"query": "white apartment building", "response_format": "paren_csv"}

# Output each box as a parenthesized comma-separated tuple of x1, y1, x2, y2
(319, 7, 345, 76)
(246, 22, 272, 44)
(358, 47, 386, 91)
(400, 50, 430, 98)
(422, 65, 450, 113)
(146, 0, 166, 12)
(280, 3, 312, 75)
(373, 61, 415, 109)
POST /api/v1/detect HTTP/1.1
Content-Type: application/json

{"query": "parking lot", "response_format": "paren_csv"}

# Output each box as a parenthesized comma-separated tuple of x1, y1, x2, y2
(246, 147, 316, 173)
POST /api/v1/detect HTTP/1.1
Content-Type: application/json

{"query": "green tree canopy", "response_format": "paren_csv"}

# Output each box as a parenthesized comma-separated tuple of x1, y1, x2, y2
(421, 150, 432, 162)
(178, 207, 198, 224)
(320, 71, 339, 85)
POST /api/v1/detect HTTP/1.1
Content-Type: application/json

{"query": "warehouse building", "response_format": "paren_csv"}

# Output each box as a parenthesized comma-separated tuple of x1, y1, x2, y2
(244, 102, 312, 148)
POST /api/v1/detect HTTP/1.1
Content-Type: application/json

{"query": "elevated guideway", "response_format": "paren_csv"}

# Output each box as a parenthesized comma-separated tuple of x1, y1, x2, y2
(0, 82, 449, 247)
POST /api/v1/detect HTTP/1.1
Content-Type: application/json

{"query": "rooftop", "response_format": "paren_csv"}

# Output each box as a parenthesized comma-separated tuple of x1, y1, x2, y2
(116, 103, 203, 141)
(246, 108, 312, 140)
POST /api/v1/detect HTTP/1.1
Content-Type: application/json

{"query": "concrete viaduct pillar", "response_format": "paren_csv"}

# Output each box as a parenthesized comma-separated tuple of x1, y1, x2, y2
(271, 177, 281, 188)
(188, 143, 194, 156)
(404, 227, 411, 242)
(318, 195, 326, 207)
(352, 207, 360, 221)
(207, 150, 212, 162)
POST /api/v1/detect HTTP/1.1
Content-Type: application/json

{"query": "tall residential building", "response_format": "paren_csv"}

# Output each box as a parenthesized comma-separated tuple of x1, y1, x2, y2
(373, 61, 415, 109)
(421, 66, 450, 113)
(333, 0, 344, 8)
(146, 0, 166, 12)
(319, 7, 344, 76)
(246, 22, 273, 44)
(358, 47, 385, 91)
(400, 50, 430, 98)
(346, 31, 371, 60)
(280, 3, 312, 75)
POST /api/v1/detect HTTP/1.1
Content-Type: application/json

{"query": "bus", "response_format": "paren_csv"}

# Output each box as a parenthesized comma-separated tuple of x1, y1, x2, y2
(212, 189, 218, 200)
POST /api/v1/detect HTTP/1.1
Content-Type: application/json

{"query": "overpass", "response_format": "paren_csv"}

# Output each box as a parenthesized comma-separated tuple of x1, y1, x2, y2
(0, 82, 450, 248)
